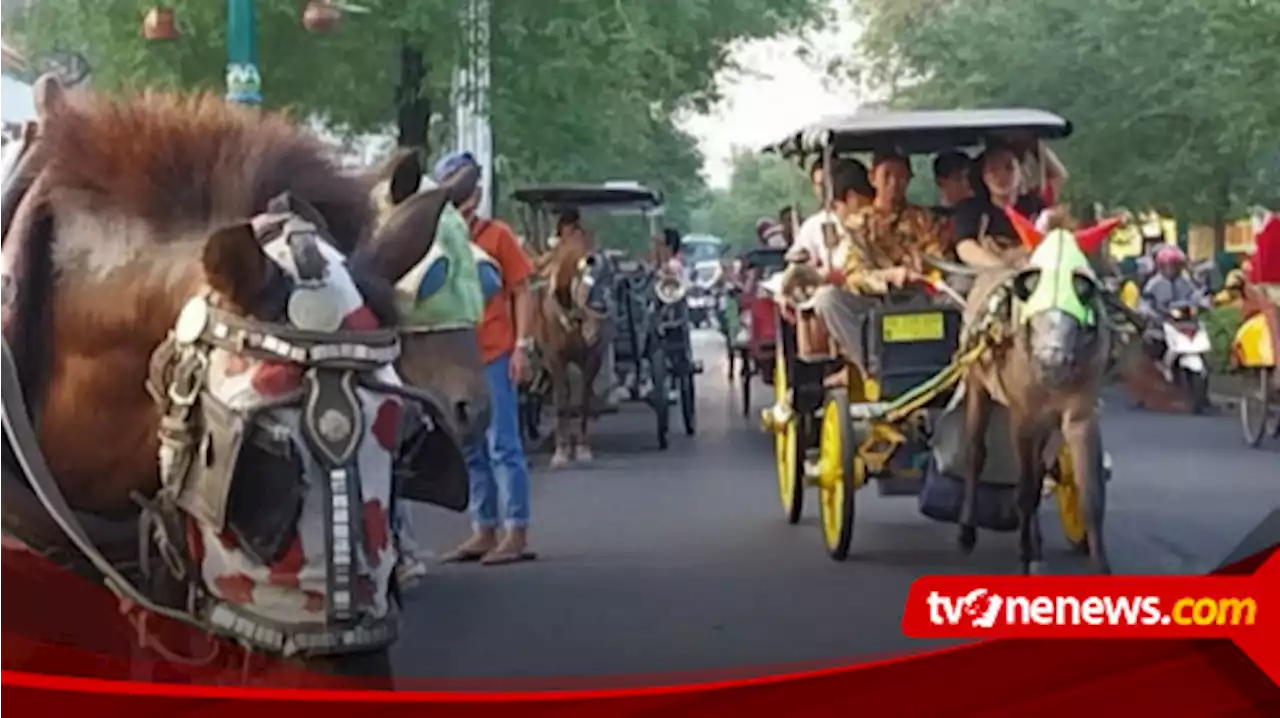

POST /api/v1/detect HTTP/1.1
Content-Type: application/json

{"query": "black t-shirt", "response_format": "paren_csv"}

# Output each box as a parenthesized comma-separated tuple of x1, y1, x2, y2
(953, 198, 1017, 250)
(1015, 191, 1046, 217)
(952, 194, 1046, 250)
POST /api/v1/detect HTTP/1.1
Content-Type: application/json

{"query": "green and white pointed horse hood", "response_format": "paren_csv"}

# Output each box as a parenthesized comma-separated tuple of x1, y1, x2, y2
(373, 176, 486, 330)
(1013, 228, 1098, 327)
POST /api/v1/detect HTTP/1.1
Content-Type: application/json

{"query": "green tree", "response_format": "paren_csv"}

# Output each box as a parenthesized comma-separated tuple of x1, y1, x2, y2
(846, 0, 1280, 245)
(8, 0, 827, 250)
(693, 148, 815, 249)
(486, 0, 826, 235)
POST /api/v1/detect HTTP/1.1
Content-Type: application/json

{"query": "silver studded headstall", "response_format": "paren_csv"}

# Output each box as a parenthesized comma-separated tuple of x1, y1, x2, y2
(142, 282, 418, 657)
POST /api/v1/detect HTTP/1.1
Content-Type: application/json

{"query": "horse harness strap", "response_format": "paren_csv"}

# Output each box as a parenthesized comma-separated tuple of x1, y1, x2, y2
(545, 270, 607, 333)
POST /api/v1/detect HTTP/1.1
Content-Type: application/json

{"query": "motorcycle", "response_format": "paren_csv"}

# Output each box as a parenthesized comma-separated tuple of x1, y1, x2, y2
(686, 259, 724, 329)
(1151, 297, 1213, 413)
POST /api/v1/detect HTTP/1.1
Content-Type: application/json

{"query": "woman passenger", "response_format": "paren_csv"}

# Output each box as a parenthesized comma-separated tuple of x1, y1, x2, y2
(951, 142, 1040, 269)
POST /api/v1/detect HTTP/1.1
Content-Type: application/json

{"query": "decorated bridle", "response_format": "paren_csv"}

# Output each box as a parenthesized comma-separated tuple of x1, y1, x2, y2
(140, 210, 441, 656)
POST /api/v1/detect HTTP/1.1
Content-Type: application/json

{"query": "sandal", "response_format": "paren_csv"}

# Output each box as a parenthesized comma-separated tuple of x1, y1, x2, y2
(438, 534, 497, 563)
(480, 549, 539, 566)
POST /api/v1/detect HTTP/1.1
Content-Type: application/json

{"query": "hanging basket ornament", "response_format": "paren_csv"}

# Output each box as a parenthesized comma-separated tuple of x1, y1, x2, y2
(302, 1, 344, 33)
(143, 5, 180, 41)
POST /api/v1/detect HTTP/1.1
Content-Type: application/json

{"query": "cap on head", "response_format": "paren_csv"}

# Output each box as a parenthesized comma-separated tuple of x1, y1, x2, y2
(432, 151, 479, 182)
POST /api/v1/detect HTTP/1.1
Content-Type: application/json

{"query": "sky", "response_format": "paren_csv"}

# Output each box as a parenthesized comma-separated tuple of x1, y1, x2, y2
(675, 2, 866, 189)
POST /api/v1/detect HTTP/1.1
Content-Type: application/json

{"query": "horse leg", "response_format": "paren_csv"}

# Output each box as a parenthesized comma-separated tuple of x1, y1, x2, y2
(575, 356, 599, 463)
(549, 362, 572, 468)
(1064, 413, 1111, 574)
(1012, 420, 1049, 575)
(958, 378, 992, 554)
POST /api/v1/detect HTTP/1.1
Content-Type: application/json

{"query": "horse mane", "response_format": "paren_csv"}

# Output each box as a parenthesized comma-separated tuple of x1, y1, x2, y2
(39, 89, 372, 252)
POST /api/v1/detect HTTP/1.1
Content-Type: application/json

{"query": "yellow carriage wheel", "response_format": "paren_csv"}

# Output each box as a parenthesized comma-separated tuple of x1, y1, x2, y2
(817, 390, 859, 561)
(1054, 445, 1089, 554)
(774, 351, 804, 524)
(1240, 368, 1272, 448)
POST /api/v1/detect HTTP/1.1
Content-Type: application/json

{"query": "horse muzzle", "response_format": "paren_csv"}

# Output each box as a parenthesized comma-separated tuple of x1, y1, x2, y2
(396, 329, 491, 445)
(1028, 309, 1084, 385)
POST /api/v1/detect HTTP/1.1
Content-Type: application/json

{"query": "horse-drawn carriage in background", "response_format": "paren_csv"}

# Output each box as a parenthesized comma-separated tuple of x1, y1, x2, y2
(680, 233, 728, 329)
(1225, 207, 1280, 446)
(512, 182, 698, 454)
(725, 246, 788, 416)
(757, 109, 1114, 574)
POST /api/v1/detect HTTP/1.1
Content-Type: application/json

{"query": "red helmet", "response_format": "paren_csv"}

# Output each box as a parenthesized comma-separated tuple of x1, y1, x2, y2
(1154, 245, 1186, 267)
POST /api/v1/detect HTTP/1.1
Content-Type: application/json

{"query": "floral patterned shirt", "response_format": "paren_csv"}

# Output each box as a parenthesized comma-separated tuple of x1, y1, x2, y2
(840, 205, 944, 294)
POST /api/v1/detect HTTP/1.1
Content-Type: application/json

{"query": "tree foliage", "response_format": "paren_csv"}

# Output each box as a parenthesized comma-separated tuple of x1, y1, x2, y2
(846, 0, 1280, 229)
(8, 0, 827, 252)
(486, 0, 824, 240)
(692, 148, 815, 247)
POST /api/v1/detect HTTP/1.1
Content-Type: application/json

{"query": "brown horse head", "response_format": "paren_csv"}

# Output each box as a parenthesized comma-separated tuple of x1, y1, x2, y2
(0, 75, 490, 646)
(364, 148, 490, 447)
(1007, 228, 1110, 389)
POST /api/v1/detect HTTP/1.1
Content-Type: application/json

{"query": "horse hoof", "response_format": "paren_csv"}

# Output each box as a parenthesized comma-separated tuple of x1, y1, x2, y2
(957, 526, 977, 554)
(550, 450, 572, 469)
(574, 446, 593, 462)
(1027, 560, 1048, 576)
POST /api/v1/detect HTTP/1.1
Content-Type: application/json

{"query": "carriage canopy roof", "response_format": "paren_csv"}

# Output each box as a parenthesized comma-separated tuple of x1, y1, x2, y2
(510, 181, 664, 213)
(762, 108, 1072, 158)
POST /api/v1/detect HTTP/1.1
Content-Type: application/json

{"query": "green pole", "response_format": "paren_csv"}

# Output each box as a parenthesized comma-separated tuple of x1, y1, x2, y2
(225, 0, 261, 105)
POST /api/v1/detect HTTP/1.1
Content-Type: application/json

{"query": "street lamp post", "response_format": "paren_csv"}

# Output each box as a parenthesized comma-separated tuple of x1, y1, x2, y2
(224, 0, 260, 106)
(452, 0, 492, 218)
(144, 2, 365, 107)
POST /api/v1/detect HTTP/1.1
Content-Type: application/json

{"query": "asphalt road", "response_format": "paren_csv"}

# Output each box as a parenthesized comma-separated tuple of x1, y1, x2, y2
(391, 329, 1279, 686)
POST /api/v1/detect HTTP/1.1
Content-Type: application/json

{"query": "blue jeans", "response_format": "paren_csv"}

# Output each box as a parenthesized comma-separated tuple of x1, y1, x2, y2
(465, 352, 531, 530)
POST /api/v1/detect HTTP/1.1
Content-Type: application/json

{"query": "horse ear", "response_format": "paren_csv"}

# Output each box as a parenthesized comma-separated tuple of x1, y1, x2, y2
(363, 148, 422, 208)
(33, 73, 67, 121)
(388, 150, 423, 206)
(352, 186, 449, 282)
(202, 222, 270, 311)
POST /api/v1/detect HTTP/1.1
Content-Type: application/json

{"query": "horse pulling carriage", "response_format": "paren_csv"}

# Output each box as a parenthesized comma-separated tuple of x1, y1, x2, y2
(1226, 208, 1280, 446)
(759, 109, 1114, 574)
(725, 246, 788, 416)
(512, 182, 697, 458)
(2, 75, 490, 681)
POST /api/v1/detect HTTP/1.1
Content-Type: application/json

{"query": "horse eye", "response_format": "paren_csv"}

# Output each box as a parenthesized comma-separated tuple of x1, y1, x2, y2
(254, 263, 294, 321)
(1012, 269, 1041, 301)
(1072, 273, 1097, 302)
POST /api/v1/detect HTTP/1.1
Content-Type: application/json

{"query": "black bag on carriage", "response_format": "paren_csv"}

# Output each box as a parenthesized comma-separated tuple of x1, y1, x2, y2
(917, 385, 1020, 532)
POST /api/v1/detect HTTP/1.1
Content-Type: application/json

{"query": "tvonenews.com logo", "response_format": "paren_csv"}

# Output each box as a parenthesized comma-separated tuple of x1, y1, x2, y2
(925, 588, 1258, 629)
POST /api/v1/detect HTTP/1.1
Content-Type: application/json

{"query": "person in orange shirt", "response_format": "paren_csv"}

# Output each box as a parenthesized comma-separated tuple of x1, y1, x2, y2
(432, 152, 538, 566)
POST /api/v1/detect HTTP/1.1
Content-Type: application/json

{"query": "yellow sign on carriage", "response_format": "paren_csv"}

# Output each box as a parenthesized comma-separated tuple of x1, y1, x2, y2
(883, 313, 945, 343)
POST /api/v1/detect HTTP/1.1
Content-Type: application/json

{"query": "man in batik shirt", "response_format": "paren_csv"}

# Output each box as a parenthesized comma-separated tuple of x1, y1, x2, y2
(806, 150, 944, 380)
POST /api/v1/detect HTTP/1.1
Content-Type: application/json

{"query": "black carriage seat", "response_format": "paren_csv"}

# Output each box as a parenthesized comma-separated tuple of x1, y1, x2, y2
(610, 268, 646, 363)
(856, 290, 963, 403)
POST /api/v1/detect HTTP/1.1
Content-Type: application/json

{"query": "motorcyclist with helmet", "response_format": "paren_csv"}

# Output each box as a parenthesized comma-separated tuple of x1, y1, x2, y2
(1139, 245, 1208, 357)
